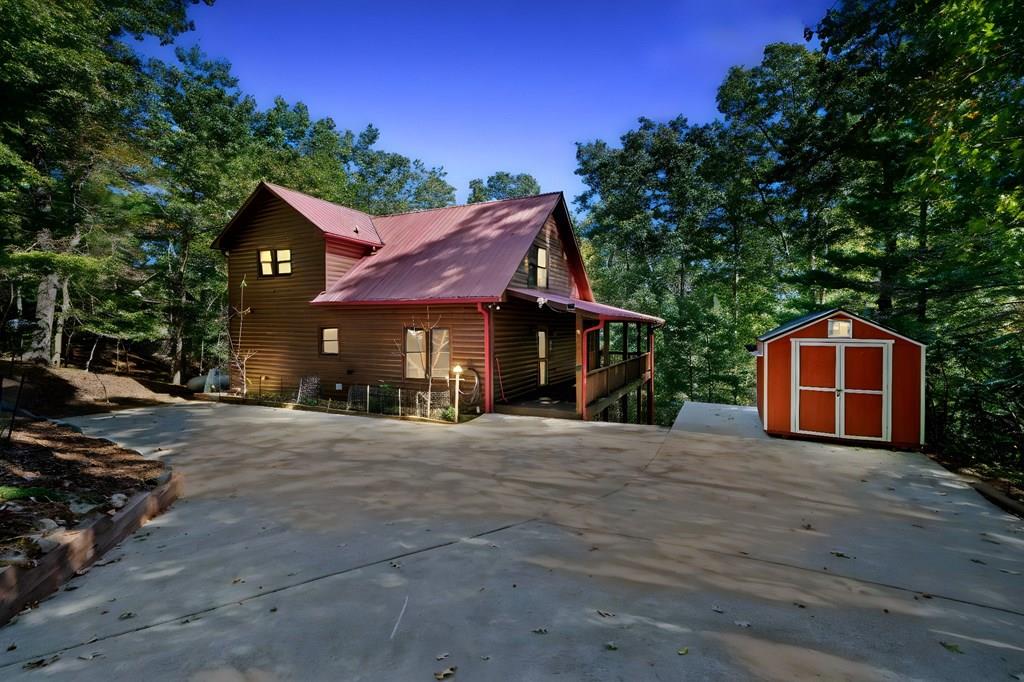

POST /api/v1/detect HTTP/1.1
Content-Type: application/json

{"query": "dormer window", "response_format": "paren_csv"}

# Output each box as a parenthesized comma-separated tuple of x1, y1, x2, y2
(259, 249, 292, 277)
(828, 318, 852, 338)
(527, 246, 548, 289)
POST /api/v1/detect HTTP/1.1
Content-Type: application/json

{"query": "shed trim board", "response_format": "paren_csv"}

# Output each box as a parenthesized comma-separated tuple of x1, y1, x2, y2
(789, 339, 892, 442)
(759, 308, 926, 348)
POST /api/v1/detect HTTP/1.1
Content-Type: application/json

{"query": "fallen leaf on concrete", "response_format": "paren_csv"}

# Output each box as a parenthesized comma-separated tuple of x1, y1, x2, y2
(436, 653, 449, 661)
(23, 655, 59, 670)
(433, 666, 457, 680)
(532, 628, 548, 635)
(77, 652, 103, 661)
(605, 641, 618, 651)
(939, 641, 963, 654)
(677, 647, 689, 656)
(734, 620, 751, 628)
(596, 610, 615, 618)
(118, 611, 135, 620)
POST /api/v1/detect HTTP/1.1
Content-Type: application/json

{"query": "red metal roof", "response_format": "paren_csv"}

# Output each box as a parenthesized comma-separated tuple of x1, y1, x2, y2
(212, 182, 382, 249)
(262, 182, 383, 246)
(312, 193, 564, 304)
(507, 288, 665, 325)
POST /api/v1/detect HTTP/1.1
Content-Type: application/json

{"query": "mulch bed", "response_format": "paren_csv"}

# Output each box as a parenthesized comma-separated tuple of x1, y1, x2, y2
(5, 364, 186, 418)
(0, 418, 165, 565)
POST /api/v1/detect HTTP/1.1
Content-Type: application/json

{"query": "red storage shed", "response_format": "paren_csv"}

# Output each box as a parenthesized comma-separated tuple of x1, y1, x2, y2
(753, 309, 925, 449)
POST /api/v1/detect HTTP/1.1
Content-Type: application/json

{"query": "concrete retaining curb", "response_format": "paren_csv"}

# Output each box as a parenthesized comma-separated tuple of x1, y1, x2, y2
(0, 471, 184, 626)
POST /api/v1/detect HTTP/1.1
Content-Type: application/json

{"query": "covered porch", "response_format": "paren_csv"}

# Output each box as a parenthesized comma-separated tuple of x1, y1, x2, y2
(491, 289, 662, 424)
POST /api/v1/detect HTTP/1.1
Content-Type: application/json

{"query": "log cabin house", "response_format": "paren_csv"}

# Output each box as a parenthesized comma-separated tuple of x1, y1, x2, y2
(212, 182, 663, 422)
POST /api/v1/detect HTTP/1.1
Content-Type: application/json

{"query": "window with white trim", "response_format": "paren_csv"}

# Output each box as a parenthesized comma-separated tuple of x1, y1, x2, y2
(828, 318, 853, 338)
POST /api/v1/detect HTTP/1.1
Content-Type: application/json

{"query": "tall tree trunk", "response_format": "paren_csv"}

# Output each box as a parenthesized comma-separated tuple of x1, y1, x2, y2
(170, 236, 192, 385)
(26, 273, 58, 363)
(50, 276, 71, 367)
(875, 164, 898, 320)
(916, 198, 928, 323)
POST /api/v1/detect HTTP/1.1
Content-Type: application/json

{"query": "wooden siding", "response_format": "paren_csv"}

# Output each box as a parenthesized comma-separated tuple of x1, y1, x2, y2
(324, 239, 368, 290)
(492, 298, 576, 402)
(508, 214, 573, 296)
(225, 195, 485, 399)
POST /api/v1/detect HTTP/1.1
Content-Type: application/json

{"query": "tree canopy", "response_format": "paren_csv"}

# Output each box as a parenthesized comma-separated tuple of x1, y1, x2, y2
(578, 0, 1022, 470)
(468, 172, 541, 203)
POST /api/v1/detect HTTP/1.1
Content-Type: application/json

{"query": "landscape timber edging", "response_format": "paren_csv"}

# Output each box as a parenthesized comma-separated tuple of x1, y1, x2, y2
(969, 480, 1024, 518)
(0, 470, 184, 626)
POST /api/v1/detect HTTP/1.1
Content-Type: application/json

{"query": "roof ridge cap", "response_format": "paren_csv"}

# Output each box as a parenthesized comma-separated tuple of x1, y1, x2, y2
(261, 181, 376, 219)
(375, 191, 563, 218)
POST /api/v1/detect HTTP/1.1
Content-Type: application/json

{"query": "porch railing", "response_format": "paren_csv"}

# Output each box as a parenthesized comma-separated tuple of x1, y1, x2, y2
(585, 352, 650, 406)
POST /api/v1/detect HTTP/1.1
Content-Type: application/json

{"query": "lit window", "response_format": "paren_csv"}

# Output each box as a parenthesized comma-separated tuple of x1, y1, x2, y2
(828, 319, 852, 338)
(538, 329, 548, 386)
(258, 249, 292, 276)
(321, 327, 338, 355)
(527, 246, 548, 288)
(405, 328, 452, 379)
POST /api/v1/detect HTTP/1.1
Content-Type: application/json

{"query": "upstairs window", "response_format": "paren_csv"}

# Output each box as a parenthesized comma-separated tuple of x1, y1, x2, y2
(320, 327, 339, 355)
(259, 249, 292, 277)
(828, 318, 852, 338)
(527, 246, 548, 288)
(405, 327, 451, 379)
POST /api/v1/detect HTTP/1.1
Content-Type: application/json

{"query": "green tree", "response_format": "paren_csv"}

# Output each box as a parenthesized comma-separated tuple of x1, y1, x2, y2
(0, 0, 209, 363)
(468, 172, 541, 203)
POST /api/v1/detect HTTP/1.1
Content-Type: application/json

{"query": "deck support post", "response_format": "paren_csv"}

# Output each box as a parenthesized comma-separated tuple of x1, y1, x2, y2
(574, 312, 584, 418)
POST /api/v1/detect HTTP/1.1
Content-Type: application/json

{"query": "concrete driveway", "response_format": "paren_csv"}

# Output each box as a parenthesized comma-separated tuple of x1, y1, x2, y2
(1, 401, 1022, 680)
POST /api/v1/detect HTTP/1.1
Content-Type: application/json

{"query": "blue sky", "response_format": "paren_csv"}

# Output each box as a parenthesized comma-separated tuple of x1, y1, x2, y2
(146, 0, 832, 203)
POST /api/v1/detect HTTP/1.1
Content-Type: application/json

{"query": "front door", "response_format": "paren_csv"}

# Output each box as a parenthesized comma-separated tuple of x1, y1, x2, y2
(794, 342, 889, 440)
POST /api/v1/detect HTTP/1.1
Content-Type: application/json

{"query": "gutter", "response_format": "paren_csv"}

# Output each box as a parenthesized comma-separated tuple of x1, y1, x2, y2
(310, 297, 501, 306)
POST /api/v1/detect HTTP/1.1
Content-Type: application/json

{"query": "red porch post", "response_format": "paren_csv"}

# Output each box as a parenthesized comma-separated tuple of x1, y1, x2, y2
(646, 323, 655, 425)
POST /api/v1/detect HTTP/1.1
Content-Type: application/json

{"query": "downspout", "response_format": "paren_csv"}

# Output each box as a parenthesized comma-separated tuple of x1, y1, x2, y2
(580, 317, 607, 421)
(647, 324, 656, 425)
(476, 302, 493, 412)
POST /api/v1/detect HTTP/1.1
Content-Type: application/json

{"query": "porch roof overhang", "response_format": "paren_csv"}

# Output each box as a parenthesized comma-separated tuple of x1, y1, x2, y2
(506, 288, 665, 325)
